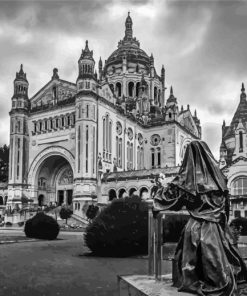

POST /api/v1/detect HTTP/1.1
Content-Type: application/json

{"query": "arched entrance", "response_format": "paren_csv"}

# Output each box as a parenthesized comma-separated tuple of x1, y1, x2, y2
(32, 154, 74, 207)
(38, 195, 44, 206)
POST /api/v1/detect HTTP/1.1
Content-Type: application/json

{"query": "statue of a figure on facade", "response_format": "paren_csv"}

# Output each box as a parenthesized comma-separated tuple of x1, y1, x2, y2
(153, 140, 247, 295)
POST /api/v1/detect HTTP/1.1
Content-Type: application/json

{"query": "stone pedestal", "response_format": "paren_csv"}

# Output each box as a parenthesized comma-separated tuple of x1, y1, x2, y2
(118, 274, 192, 296)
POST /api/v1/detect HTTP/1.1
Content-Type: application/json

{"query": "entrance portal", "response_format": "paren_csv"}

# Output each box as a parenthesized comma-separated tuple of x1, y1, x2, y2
(35, 155, 74, 207)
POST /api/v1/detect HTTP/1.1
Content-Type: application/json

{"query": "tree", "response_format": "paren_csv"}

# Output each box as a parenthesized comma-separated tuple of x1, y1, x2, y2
(59, 207, 73, 224)
(0, 144, 9, 182)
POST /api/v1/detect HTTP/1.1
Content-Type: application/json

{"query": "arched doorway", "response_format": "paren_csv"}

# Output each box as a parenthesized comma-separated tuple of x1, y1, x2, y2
(33, 154, 74, 207)
(0, 196, 3, 205)
(38, 195, 44, 207)
(109, 189, 117, 201)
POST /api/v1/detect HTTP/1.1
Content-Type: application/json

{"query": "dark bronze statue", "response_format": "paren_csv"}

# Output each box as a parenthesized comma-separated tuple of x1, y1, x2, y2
(153, 140, 247, 295)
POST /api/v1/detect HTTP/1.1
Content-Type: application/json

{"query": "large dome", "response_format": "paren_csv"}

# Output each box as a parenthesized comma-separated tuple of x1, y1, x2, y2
(104, 13, 151, 72)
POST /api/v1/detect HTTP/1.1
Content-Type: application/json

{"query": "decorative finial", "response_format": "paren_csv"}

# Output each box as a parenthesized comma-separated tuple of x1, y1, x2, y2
(194, 109, 197, 117)
(170, 86, 173, 95)
(181, 105, 184, 111)
(52, 68, 59, 80)
(187, 104, 190, 110)
(85, 40, 89, 51)
(240, 82, 246, 101)
(128, 11, 130, 16)
(19, 64, 24, 74)
(242, 82, 245, 92)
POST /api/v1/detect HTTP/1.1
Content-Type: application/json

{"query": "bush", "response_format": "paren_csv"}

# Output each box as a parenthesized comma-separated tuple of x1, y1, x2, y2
(24, 212, 59, 240)
(18, 221, 24, 227)
(86, 204, 99, 220)
(5, 222, 12, 226)
(84, 195, 148, 257)
(59, 207, 73, 224)
(230, 217, 247, 236)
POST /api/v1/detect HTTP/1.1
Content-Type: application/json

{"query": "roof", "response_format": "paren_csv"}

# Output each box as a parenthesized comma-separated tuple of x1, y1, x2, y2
(102, 166, 180, 182)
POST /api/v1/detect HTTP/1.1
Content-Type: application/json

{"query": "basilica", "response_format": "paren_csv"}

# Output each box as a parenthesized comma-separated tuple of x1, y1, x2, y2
(8, 13, 201, 220)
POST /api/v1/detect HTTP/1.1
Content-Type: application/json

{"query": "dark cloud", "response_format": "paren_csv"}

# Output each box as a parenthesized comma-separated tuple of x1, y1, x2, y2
(0, 0, 246, 158)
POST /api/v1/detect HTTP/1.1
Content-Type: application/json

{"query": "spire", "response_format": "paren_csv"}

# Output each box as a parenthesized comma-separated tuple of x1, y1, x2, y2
(85, 40, 89, 51)
(240, 82, 246, 101)
(170, 86, 173, 95)
(167, 86, 177, 104)
(99, 56, 102, 67)
(19, 64, 24, 75)
(79, 40, 94, 61)
(124, 11, 133, 40)
(194, 109, 197, 117)
(15, 64, 28, 82)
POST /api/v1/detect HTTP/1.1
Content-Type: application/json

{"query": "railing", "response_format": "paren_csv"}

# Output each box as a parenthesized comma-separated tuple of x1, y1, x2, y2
(147, 200, 188, 281)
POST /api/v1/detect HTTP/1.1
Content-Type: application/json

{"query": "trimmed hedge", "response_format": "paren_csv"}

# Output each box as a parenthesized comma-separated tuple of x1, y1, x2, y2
(84, 195, 148, 257)
(24, 212, 59, 240)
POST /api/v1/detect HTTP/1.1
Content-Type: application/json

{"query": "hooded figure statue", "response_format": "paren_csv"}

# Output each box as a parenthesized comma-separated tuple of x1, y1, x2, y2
(153, 140, 247, 296)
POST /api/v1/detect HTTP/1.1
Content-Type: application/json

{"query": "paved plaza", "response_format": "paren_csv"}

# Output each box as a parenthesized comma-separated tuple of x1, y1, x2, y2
(0, 230, 172, 296)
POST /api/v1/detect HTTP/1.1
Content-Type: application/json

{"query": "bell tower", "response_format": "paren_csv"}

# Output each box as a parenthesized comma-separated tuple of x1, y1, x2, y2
(74, 41, 98, 217)
(8, 64, 30, 208)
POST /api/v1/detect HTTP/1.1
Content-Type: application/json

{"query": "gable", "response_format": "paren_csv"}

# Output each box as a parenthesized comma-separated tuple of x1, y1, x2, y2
(30, 79, 77, 108)
(178, 110, 198, 136)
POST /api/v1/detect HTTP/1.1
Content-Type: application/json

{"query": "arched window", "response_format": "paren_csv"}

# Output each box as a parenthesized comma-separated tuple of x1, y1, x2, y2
(116, 82, 122, 97)
(109, 189, 117, 201)
(158, 89, 161, 106)
(154, 86, 158, 104)
(232, 177, 247, 195)
(157, 147, 161, 168)
(129, 188, 137, 197)
(239, 131, 243, 152)
(151, 148, 155, 168)
(0, 196, 3, 205)
(103, 114, 112, 161)
(136, 82, 140, 97)
(128, 81, 134, 97)
(53, 86, 57, 100)
(118, 188, 126, 198)
(140, 187, 148, 199)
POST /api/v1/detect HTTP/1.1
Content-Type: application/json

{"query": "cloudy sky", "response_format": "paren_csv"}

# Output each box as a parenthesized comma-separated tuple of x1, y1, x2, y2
(0, 0, 246, 158)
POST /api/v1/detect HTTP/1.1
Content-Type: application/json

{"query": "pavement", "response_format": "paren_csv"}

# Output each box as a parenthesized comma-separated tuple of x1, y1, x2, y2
(0, 230, 152, 296)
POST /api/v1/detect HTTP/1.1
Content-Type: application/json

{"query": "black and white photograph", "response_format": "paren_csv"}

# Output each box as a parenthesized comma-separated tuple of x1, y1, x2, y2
(0, 0, 247, 295)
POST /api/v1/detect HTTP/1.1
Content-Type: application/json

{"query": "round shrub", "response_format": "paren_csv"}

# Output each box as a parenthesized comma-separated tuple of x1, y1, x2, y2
(84, 195, 148, 257)
(59, 207, 73, 224)
(24, 212, 59, 240)
(18, 221, 24, 227)
(5, 222, 12, 227)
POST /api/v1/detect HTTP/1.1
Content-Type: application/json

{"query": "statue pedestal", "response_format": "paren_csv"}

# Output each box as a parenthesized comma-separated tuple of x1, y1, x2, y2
(118, 274, 192, 296)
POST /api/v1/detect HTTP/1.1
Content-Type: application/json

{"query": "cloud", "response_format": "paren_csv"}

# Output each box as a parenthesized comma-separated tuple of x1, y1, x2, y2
(0, 0, 247, 160)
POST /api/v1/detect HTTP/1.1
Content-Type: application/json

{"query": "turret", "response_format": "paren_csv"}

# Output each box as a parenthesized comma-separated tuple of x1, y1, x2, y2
(98, 57, 103, 81)
(12, 64, 29, 111)
(161, 65, 165, 106)
(8, 65, 30, 209)
(77, 40, 97, 93)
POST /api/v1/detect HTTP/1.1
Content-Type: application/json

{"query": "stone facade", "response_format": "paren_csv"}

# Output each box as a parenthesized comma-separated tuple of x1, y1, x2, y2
(220, 83, 247, 220)
(8, 14, 201, 219)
